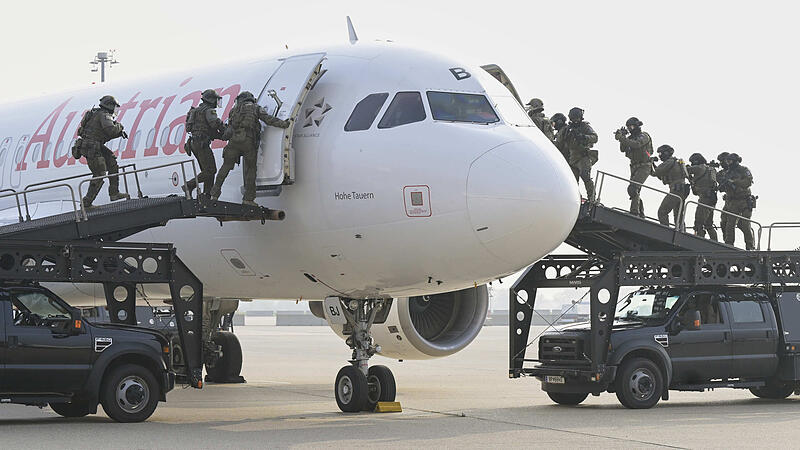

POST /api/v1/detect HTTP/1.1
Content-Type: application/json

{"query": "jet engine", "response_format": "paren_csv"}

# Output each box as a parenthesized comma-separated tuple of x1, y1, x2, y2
(310, 285, 489, 360)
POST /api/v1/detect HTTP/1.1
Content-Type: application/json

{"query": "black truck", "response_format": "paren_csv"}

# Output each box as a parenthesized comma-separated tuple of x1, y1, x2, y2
(1, 283, 174, 422)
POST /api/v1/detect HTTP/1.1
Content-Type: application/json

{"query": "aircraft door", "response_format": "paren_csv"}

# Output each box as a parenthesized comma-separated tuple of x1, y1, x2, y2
(480, 64, 524, 105)
(255, 52, 325, 187)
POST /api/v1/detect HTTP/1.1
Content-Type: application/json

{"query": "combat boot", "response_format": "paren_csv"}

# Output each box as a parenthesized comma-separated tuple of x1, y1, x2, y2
(242, 200, 258, 207)
(81, 198, 95, 209)
(109, 192, 130, 202)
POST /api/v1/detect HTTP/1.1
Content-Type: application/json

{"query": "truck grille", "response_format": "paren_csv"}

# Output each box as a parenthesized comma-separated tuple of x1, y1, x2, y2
(540, 336, 584, 362)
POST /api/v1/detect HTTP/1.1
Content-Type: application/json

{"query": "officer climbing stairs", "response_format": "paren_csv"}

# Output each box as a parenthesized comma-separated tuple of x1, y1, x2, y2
(0, 160, 285, 388)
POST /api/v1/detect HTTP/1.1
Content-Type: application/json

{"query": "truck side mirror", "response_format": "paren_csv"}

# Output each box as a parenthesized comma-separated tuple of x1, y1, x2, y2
(687, 310, 702, 331)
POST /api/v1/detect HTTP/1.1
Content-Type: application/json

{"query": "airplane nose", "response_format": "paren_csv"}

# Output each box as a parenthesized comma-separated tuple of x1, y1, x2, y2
(466, 140, 580, 268)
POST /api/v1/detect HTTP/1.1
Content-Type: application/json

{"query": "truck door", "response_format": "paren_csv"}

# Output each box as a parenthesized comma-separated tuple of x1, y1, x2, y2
(255, 53, 325, 188)
(726, 294, 779, 378)
(0, 296, 6, 392)
(4, 288, 92, 394)
(669, 292, 733, 383)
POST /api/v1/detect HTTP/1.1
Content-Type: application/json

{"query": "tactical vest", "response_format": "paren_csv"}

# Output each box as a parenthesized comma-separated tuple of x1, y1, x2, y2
(78, 108, 109, 143)
(229, 101, 260, 138)
(190, 104, 212, 136)
(625, 132, 653, 165)
(726, 165, 753, 199)
(659, 157, 687, 185)
(690, 164, 717, 193)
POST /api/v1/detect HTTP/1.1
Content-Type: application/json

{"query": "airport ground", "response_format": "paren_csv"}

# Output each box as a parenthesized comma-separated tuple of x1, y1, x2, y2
(0, 323, 797, 449)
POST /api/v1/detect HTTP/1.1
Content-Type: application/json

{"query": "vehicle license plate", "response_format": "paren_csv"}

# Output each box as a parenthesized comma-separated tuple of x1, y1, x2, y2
(544, 375, 565, 384)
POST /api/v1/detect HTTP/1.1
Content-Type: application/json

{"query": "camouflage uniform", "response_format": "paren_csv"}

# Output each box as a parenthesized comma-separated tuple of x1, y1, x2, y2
(720, 155, 755, 249)
(210, 91, 289, 205)
(186, 90, 225, 196)
(687, 159, 718, 240)
(526, 99, 555, 141)
(77, 95, 129, 207)
(563, 109, 598, 202)
(617, 126, 653, 218)
(653, 148, 689, 227)
(551, 113, 569, 161)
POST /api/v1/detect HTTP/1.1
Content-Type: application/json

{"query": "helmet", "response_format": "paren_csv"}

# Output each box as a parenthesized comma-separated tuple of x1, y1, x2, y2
(201, 89, 222, 105)
(657, 144, 674, 156)
(729, 153, 742, 163)
(98, 95, 120, 112)
(717, 151, 730, 160)
(527, 98, 544, 111)
(236, 91, 256, 103)
(568, 107, 584, 122)
(551, 112, 566, 123)
(689, 153, 707, 165)
(625, 117, 643, 127)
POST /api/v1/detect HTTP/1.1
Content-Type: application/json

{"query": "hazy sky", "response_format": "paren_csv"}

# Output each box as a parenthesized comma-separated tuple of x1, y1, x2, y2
(2, 0, 798, 306)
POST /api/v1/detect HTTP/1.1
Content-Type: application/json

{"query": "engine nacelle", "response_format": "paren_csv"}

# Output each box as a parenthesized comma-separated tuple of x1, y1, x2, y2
(311, 285, 488, 360)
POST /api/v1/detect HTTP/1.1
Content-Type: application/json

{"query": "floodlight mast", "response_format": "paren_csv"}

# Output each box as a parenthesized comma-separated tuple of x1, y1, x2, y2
(89, 50, 119, 83)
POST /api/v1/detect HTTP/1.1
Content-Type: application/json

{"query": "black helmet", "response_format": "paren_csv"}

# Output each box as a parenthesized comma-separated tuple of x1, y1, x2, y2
(551, 112, 566, 123)
(527, 98, 544, 111)
(689, 153, 707, 165)
(717, 151, 730, 161)
(625, 117, 643, 127)
(236, 91, 256, 103)
(657, 144, 674, 156)
(201, 89, 222, 105)
(568, 107, 584, 122)
(99, 95, 120, 112)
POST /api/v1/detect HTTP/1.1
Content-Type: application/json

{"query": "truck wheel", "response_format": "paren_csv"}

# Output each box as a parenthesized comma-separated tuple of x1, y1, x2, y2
(547, 392, 589, 405)
(364, 365, 397, 411)
(615, 357, 663, 409)
(49, 398, 93, 418)
(100, 364, 160, 423)
(335, 365, 368, 412)
(206, 331, 244, 382)
(750, 383, 794, 399)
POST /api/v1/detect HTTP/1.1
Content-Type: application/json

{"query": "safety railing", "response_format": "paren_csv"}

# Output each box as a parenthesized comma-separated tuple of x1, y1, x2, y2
(0, 184, 80, 223)
(765, 222, 800, 251)
(681, 200, 763, 250)
(24, 163, 143, 198)
(78, 159, 198, 221)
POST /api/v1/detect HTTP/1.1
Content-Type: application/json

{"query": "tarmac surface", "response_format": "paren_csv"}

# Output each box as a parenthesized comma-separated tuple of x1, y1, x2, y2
(0, 324, 797, 449)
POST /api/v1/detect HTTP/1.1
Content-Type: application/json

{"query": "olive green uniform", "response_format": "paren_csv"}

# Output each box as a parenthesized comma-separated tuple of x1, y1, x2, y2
(618, 131, 653, 217)
(653, 156, 689, 226)
(529, 111, 555, 142)
(77, 108, 125, 206)
(186, 103, 224, 195)
(687, 163, 718, 240)
(563, 121, 598, 202)
(210, 100, 288, 202)
(553, 123, 569, 161)
(721, 164, 755, 249)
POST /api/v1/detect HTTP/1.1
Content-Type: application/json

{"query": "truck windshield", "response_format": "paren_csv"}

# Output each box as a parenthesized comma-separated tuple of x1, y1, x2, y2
(615, 291, 680, 323)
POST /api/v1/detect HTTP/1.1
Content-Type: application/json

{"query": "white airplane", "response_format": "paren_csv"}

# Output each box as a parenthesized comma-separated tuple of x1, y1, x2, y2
(0, 20, 579, 411)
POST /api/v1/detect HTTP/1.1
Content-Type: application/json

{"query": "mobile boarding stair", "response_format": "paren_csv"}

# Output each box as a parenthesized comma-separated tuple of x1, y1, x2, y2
(0, 160, 285, 388)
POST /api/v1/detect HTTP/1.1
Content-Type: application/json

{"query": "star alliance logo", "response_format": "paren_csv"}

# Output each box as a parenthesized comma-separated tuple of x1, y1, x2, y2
(302, 97, 332, 128)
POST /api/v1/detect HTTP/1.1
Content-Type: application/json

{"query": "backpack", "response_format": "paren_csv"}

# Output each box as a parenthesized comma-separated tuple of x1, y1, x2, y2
(76, 108, 96, 138)
(185, 107, 197, 133)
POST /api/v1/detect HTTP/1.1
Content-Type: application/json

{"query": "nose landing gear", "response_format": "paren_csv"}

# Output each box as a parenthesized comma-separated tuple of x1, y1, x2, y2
(333, 298, 397, 412)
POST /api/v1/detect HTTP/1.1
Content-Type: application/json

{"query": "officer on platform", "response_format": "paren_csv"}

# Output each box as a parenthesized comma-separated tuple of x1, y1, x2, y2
(719, 153, 755, 249)
(687, 153, 718, 240)
(614, 117, 653, 218)
(563, 107, 598, 202)
(551, 113, 569, 160)
(185, 89, 226, 197)
(210, 91, 289, 206)
(652, 145, 689, 227)
(526, 98, 555, 141)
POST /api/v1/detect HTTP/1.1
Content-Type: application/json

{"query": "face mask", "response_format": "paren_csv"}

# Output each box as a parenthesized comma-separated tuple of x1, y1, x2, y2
(113, 106, 120, 118)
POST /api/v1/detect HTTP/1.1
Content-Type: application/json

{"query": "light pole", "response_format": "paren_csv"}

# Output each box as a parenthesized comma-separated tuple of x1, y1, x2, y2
(89, 50, 119, 83)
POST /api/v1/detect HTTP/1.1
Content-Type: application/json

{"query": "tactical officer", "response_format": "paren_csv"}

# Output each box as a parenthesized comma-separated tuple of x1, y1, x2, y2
(526, 98, 555, 141)
(185, 89, 226, 197)
(652, 145, 689, 227)
(210, 91, 289, 206)
(551, 113, 569, 161)
(563, 107, 598, 202)
(715, 151, 731, 234)
(614, 117, 653, 218)
(76, 95, 131, 208)
(719, 153, 755, 249)
(687, 153, 718, 240)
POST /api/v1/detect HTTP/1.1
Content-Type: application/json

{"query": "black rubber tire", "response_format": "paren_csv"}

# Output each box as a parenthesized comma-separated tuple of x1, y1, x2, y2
(335, 365, 368, 413)
(547, 391, 589, 406)
(363, 365, 397, 411)
(206, 331, 243, 381)
(615, 357, 664, 409)
(750, 383, 794, 399)
(49, 398, 94, 418)
(100, 364, 160, 423)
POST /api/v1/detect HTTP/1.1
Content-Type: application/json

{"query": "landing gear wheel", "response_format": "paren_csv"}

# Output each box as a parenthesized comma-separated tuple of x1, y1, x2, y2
(335, 365, 368, 413)
(363, 365, 397, 411)
(205, 331, 245, 383)
(547, 391, 589, 406)
(750, 382, 794, 399)
(50, 397, 94, 418)
(100, 364, 159, 423)
(615, 358, 663, 409)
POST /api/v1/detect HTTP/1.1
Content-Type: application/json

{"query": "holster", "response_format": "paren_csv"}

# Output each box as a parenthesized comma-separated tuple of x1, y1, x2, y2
(71, 138, 83, 159)
(748, 195, 758, 209)
(184, 136, 193, 156)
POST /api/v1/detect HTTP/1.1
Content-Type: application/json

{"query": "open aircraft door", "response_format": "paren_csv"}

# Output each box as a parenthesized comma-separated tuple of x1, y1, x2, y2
(480, 64, 523, 106)
(255, 53, 326, 187)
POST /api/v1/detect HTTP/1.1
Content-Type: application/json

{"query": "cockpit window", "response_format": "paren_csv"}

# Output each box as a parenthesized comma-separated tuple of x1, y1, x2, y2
(492, 96, 534, 127)
(345, 93, 389, 132)
(427, 92, 499, 124)
(378, 92, 426, 129)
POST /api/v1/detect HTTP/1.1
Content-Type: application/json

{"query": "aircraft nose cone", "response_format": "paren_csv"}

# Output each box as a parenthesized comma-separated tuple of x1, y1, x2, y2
(467, 140, 580, 268)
